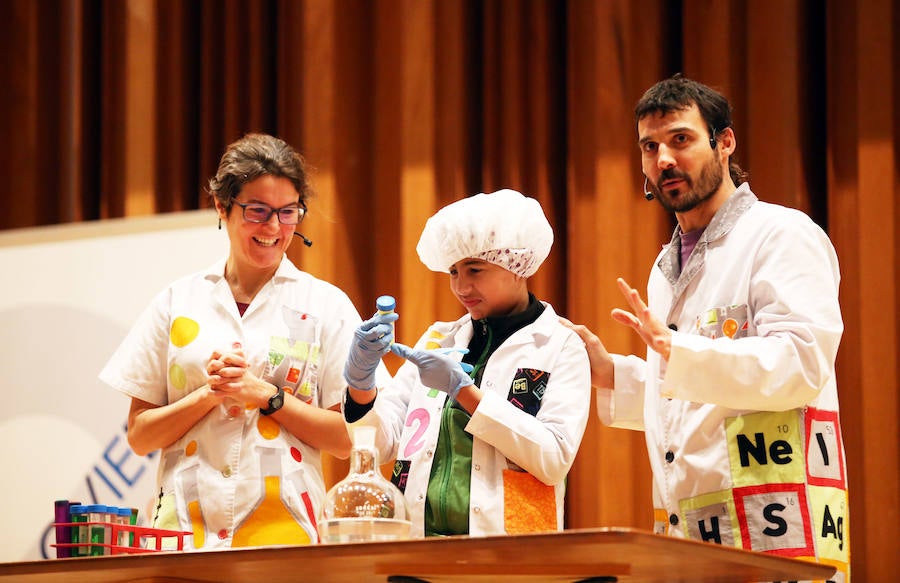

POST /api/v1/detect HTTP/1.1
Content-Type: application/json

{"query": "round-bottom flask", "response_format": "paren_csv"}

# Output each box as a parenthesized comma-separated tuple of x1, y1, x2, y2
(319, 425, 411, 543)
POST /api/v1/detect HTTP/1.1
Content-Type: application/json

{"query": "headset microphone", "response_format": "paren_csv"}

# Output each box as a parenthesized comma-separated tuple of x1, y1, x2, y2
(643, 177, 655, 201)
(293, 232, 313, 247)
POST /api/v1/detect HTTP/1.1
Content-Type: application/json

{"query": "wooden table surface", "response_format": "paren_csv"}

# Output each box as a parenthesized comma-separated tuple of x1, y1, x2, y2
(0, 527, 836, 582)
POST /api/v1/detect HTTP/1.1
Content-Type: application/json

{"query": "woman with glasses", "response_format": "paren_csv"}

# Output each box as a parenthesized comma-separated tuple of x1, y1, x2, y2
(100, 133, 387, 550)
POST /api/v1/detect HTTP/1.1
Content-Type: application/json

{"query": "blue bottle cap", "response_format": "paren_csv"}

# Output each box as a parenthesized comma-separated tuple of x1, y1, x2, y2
(117, 507, 131, 517)
(70, 505, 87, 513)
(376, 295, 396, 312)
(85, 504, 106, 513)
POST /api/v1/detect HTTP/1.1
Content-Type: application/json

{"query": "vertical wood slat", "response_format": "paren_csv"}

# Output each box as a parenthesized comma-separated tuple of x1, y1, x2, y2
(824, 0, 862, 577)
(99, 0, 128, 219)
(827, 1, 898, 580)
(155, 0, 201, 212)
(743, 0, 812, 213)
(3, 0, 39, 229)
(34, 1, 64, 224)
(431, 0, 477, 327)
(199, 0, 226, 184)
(681, 0, 748, 165)
(397, 0, 440, 342)
(434, 0, 477, 204)
(286, 0, 338, 285)
(58, 0, 84, 223)
(521, 2, 567, 310)
(479, 2, 564, 304)
(564, 0, 670, 531)
(484, 0, 525, 192)
(289, 0, 345, 488)
(220, 0, 243, 141)
(334, 1, 376, 308)
(122, 0, 157, 217)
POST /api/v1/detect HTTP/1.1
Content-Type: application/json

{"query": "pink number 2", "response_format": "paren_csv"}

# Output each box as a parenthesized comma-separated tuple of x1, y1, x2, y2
(402, 408, 431, 458)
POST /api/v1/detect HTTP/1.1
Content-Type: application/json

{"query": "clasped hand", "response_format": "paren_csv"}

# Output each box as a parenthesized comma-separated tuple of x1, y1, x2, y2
(206, 342, 265, 406)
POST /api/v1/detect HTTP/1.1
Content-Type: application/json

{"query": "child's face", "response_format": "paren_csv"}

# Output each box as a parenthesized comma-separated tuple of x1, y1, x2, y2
(448, 258, 528, 320)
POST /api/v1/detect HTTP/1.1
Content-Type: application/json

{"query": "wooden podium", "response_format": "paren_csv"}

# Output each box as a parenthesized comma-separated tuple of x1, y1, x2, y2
(0, 528, 836, 582)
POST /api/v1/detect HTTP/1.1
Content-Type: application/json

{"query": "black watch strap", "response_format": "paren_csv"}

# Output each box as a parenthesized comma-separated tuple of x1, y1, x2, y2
(260, 387, 285, 416)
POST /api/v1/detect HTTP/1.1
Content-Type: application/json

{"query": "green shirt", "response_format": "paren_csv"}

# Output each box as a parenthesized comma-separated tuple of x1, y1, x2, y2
(423, 294, 545, 536)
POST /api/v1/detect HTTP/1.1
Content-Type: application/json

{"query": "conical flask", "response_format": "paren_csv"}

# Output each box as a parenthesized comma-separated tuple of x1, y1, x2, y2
(319, 425, 411, 543)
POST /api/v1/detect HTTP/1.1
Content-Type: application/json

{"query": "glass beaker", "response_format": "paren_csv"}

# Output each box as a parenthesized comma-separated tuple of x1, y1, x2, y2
(319, 425, 411, 543)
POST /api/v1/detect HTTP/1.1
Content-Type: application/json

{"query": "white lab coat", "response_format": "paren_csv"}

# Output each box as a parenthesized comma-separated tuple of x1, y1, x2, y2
(599, 185, 849, 579)
(100, 257, 386, 550)
(356, 303, 590, 537)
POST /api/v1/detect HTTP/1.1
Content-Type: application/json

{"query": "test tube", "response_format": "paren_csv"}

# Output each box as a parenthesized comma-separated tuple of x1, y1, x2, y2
(54, 500, 70, 558)
(85, 504, 107, 556)
(116, 507, 132, 548)
(69, 505, 88, 557)
(129, 508, 138, 547)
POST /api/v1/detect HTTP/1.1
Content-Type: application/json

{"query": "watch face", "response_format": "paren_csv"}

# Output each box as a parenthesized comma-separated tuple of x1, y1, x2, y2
(262, 388, 285, 415)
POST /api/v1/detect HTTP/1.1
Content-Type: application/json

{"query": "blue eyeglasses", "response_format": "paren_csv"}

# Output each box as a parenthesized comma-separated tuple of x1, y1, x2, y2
(234, 201, 307, 225)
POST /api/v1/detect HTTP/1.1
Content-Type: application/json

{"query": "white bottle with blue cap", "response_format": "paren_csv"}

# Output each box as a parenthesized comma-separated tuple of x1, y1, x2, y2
(376, 295, 396, 343)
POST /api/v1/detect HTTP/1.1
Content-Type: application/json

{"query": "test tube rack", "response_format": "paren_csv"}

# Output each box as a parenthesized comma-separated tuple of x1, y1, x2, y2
(52, 521, 193, 556)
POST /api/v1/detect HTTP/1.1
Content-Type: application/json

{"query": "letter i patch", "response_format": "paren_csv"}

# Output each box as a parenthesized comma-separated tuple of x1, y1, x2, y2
(804, 408, 846, 488)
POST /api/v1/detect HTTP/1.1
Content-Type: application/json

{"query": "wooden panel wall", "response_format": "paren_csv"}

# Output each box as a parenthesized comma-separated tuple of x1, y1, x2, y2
(2, 0, 896, 578)
(827, 2, 899, 580)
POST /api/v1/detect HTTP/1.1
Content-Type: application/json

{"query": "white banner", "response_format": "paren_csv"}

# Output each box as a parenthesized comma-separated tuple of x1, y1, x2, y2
(0, 210, 224, 562)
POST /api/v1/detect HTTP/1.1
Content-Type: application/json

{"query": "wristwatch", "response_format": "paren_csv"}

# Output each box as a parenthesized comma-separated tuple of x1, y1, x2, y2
(260, 387, 285, 416)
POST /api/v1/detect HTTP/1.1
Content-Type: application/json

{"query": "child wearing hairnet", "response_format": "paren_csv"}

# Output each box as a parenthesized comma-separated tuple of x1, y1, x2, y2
(341, 189, 591, 537)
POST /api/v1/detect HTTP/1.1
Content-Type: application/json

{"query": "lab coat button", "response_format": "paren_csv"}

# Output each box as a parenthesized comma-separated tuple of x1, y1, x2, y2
(668, 323, 678, 331)
(417, 494, 424, 501)
(222, 466, 233, 478)
(474, 464, 481, 471)
(426, 449, 434, 458)
(669, 513, 679, 526)
(665, 451, 674, 463)
(473, 506, 481, 514)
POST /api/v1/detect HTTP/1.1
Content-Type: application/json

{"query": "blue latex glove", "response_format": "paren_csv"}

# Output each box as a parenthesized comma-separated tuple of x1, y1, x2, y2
(390, 343, 475, 400)
(344, 311, 399, 390)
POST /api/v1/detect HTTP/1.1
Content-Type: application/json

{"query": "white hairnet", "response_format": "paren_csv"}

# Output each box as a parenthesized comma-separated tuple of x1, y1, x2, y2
(416, 189, 553, 278)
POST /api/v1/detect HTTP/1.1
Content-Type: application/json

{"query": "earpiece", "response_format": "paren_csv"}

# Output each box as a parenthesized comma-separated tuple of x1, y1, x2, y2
(293, 232, 313, 247)
(643, 177, 654, 201)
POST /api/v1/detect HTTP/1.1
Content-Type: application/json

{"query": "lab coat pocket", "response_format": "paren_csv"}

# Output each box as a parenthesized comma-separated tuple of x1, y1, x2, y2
(695, 304, 749, 339)
(268, 307, 322, 401)
(502, 469, 556, 534)
(265, 336, 320, 403)
(152, 493, 184, 550)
